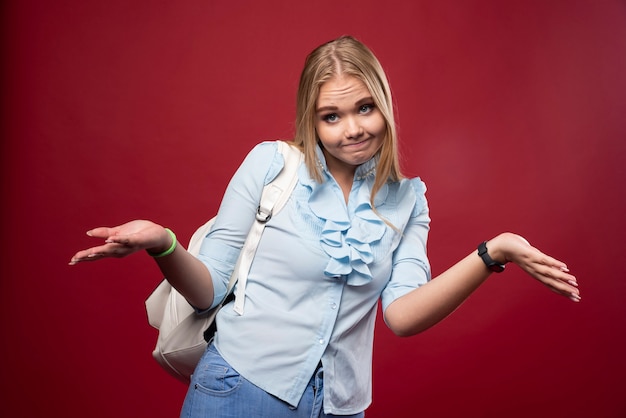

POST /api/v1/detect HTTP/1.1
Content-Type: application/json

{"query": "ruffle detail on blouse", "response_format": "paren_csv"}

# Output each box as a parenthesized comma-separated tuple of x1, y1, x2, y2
(299, 147, 390, 286)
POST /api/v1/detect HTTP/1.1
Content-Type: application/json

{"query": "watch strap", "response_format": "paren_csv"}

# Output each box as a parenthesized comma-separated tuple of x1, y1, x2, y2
(477, 241, 506, 273)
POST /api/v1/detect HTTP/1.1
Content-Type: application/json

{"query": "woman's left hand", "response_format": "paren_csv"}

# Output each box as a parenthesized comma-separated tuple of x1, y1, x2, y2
(488, 232, 581, 302)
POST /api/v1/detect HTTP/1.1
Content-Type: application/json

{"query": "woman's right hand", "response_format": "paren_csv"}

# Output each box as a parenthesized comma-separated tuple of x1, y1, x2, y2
(69, 220, 172, 265)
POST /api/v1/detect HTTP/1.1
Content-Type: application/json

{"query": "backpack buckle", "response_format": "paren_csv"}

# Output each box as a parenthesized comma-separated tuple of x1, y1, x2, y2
(256, 206, 272, 223)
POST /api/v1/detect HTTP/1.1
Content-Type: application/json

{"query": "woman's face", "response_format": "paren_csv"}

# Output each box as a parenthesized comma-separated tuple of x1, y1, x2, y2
(315, 75, 386, 177)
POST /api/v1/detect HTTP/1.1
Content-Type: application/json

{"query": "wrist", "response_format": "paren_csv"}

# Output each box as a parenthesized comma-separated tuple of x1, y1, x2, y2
(478, 236, 509, 273)
(147, 228, 177, 257)
(486, 235, 508, 264)
(491, 232, 531, 263)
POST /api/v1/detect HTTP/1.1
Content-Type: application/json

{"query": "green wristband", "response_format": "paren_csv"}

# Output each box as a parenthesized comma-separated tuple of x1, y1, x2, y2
(148, 228, 177, 258)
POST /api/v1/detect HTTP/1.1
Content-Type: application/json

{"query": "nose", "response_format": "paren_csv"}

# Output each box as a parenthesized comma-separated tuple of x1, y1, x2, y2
(344, 116, 364, 139)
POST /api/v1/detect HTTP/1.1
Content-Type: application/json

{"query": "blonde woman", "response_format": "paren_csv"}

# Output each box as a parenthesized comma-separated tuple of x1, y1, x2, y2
(70, 36, 580, 418)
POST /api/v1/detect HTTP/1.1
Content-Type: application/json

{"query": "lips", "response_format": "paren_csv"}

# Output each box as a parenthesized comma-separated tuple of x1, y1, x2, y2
(343, 137, 371, 148)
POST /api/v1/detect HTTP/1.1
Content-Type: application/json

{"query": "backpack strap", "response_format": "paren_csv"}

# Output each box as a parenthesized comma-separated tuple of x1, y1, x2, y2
(230, 141, 302, 315)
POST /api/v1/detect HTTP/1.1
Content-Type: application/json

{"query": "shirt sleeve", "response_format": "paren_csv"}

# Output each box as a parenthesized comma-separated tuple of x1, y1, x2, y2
(196, 141, 284, 309)
(380, 178, 431, 313)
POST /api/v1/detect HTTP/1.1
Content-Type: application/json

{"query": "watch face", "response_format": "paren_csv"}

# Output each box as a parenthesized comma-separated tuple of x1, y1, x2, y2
(489, 263, 505, 273)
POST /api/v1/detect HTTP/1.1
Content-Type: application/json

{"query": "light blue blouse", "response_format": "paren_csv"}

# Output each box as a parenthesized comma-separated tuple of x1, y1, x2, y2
(196, 141, 431, 414)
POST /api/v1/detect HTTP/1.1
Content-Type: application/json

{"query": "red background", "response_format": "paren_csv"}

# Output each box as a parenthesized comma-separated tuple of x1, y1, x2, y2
(2, 1, 625, 417)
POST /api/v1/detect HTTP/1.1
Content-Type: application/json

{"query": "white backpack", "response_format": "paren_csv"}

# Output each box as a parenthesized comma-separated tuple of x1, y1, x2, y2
(145, 141, 303, 382)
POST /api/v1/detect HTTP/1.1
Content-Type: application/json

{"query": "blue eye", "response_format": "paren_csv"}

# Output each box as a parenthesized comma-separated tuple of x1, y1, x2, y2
(323, 114, 338, 122)
(359, 104, 374, 114)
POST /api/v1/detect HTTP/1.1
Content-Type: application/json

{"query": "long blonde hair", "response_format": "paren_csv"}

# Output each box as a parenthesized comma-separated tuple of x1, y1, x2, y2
(293, 36, 403, 208)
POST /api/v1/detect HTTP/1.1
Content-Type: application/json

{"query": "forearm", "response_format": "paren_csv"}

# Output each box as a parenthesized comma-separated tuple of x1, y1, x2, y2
(149, 230, 215, 311)
(384, 247, 491, 337)
(384, 232, 580, 337)
(70, 220, 218, 310)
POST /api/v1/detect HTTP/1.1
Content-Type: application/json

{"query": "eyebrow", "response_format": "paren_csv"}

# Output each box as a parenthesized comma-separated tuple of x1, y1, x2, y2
(316, 96, 374, 113)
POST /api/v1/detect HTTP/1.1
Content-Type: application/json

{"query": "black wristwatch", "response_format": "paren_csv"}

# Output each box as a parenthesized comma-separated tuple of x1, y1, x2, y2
(477, 241, 506, 273)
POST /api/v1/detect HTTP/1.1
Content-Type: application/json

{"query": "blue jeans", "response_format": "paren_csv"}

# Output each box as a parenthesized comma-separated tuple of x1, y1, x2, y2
(180, 343, 365, 418)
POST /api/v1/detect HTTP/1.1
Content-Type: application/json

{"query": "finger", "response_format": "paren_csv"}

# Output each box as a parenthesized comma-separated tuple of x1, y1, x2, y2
(105, 234, 136, 246)
(533, 251, 570, 274)
(544, 265, 578, 286)
(539, 268, 577, 290)
(545, 266, 578, 287)
(560, 286, 582, 302)
(570, 292, 582, 302)
(85, 227, 116, 239)
(539, 271, 581, 302)
(528, 250, 578, 286)
(549, 286, 582, 302)
(69, 248, 104, 265)
(68, 242, 132, 265)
